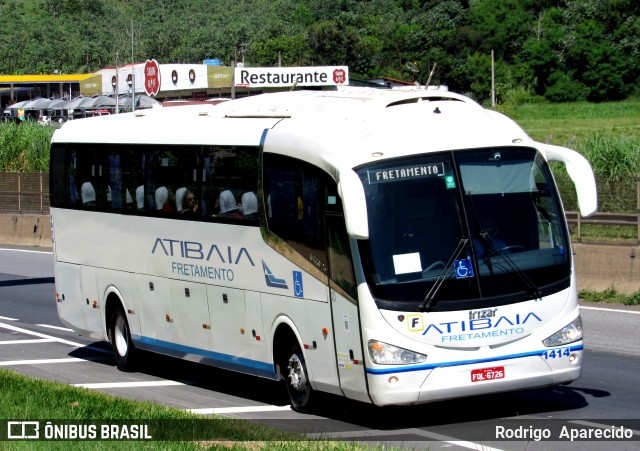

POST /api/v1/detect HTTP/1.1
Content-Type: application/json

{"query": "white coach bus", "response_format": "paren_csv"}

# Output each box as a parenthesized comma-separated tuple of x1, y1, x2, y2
(50, 88, 597, 411)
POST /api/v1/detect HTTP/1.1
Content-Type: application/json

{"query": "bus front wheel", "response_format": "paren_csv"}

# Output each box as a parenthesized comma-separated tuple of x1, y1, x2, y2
(110, 307, 136, 371)
(284, 344, 314, 412)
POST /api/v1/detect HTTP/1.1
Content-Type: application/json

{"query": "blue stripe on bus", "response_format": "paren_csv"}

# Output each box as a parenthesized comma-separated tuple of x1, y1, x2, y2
(133, 335, 278, 380)
(365, 344, 584, 375)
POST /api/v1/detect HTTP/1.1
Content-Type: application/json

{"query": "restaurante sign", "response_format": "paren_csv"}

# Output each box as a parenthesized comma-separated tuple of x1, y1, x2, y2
(235, 66, 349, 88)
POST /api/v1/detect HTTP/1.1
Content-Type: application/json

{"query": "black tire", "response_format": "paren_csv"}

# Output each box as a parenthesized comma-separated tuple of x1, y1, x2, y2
(110, 306, 137, 371)
(283, 343, 314, 412)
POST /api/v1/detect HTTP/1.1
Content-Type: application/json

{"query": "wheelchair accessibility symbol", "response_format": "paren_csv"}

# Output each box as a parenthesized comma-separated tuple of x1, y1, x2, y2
(454, 258, 474, 279)
(293, 271, 304, 298)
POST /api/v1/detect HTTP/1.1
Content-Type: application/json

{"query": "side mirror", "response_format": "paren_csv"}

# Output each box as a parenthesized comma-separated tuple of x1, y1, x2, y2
(542, 143, 598, 217)
(337, 169, 369, 239)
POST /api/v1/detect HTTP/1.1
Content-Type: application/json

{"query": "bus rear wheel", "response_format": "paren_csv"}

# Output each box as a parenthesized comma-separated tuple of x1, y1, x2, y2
(284, 344, 314, 412)
(110, 306, 136, 371)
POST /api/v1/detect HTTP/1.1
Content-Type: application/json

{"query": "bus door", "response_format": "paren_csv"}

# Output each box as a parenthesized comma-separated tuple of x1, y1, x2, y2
(325, 213, 369, 403)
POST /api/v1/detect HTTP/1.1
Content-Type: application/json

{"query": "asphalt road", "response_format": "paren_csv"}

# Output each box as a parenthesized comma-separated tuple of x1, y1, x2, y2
(1, 246, 639, 450)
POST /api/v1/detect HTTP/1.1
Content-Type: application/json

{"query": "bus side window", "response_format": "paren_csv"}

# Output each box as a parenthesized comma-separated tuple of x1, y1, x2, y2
(202, 145, 259, 223)
(148, 151, 178, 215)
(50, 144, 74, 208)
(263, 154, 329, 273)
(327, 213, 357, 299)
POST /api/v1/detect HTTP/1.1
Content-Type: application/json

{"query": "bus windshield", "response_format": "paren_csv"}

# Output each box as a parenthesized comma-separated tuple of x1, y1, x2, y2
(355, 147, 571, 311)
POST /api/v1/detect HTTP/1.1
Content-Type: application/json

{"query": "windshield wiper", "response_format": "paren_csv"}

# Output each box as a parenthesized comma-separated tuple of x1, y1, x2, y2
(481, 232, 542, 300)
(419, 238, 469, 312)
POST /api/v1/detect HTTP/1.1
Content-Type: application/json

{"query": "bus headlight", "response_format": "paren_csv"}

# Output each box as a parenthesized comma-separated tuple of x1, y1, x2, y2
(543, 316, 583, 347)
(368, 340, 427, 365)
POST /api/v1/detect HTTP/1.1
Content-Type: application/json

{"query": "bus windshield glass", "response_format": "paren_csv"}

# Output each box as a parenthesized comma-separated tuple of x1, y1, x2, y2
(355, 147, 571, 311)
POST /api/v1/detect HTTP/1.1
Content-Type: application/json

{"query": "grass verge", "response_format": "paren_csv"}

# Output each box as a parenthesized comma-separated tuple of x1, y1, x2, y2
(0, 369, 365, 450)
(580, 288, 640, 306)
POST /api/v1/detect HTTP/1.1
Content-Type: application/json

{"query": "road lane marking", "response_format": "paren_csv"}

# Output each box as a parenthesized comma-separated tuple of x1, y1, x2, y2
(189, 405, 292, 415)
(73, 381, 187, 389)
(0, 338, 56, 345)
(0, 248, 52, 254)
(0, 316, 18, 321)
(580, 305, 640, 315)
(36, 324, 75, 332)
(0, 356, 110, 366)
(0, 322, 111, 354)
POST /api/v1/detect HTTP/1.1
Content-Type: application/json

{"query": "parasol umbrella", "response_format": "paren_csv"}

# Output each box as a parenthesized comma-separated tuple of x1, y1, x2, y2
(86, 95, 117, 109)
(22, 98, 53, 111)
(7, 100, 31, 109)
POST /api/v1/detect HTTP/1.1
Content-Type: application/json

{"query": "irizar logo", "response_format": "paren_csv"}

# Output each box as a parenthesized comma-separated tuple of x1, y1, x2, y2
(262, 261, 288, 289)
(469, 308, 498, 320)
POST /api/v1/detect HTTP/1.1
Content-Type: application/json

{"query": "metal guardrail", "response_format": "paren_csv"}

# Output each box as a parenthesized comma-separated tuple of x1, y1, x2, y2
(566, 174, 640, 244)
(565, 211, 640, 244)
(0, 172, 50, 215)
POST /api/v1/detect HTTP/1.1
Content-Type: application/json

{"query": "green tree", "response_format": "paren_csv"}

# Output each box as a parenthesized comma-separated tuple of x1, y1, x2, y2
(466, 0, 533, 61)
(567, 19, 631, 101)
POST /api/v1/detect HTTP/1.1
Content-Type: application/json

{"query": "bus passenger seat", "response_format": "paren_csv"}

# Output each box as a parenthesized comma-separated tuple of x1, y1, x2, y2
(81, 182, 96, 207)
(155, 187, 167, 210)
(219, 190, 243, 219)
(241, 192, 258, 219)
(136, 185, 144, 210)
(175, 187, 187, 211)
(125, 188, 134, 207)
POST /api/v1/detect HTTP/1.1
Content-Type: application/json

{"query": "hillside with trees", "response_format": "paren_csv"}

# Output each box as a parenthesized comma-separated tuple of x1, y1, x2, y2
(0, 0, 638, 104)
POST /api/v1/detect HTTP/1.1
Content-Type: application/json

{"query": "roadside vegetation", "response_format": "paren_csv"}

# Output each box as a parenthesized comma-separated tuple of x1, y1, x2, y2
(1, 98, 639, 303)
(580, 288, 640, 306)
(3, 97, 639, 219)
(2, 1, 638, 105)
(0, 369, 369, 450)
(0, 121, 52, 172)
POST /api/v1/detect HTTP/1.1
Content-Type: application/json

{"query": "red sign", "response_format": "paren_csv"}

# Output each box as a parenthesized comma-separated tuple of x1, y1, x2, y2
(144, 59, 161, 96)
(333, 68, 347, 84)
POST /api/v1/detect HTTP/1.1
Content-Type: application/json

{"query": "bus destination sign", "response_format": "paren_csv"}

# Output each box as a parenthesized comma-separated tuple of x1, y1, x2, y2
(367, 162, 445, 185)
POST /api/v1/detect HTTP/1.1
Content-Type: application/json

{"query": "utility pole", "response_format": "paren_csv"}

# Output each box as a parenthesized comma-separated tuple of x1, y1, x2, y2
(231, 47, 236, 100)
(131, 20, 135, 112)
(491, 49, 496, 107)
(115, 52, 119, 114)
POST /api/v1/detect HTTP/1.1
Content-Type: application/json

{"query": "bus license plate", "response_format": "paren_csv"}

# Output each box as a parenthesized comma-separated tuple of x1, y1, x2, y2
(471, 366, 504, 382)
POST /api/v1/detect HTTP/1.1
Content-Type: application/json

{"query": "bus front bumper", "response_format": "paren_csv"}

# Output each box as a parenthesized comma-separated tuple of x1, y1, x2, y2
(366, 350, 582, 406)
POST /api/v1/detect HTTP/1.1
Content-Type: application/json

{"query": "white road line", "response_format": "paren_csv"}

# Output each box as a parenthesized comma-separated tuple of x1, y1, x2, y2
(580, 305, 640, 315)
(73, 380, 187, 389)
(0, 338, 56, 345)
(189, 405, 292, 415)
(0, 356, 110, 366)
(0, 321, 111, 354)
(0, 248, 52, 254)
(0, 316, 18, 321)
(36, 324, 75, 332)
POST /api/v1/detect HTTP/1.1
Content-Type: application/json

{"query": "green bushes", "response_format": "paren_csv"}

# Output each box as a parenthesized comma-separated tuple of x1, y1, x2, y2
(508, 98, 640, 214)
(0, 122, 54, 172)
(551, 134, 640, 213)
